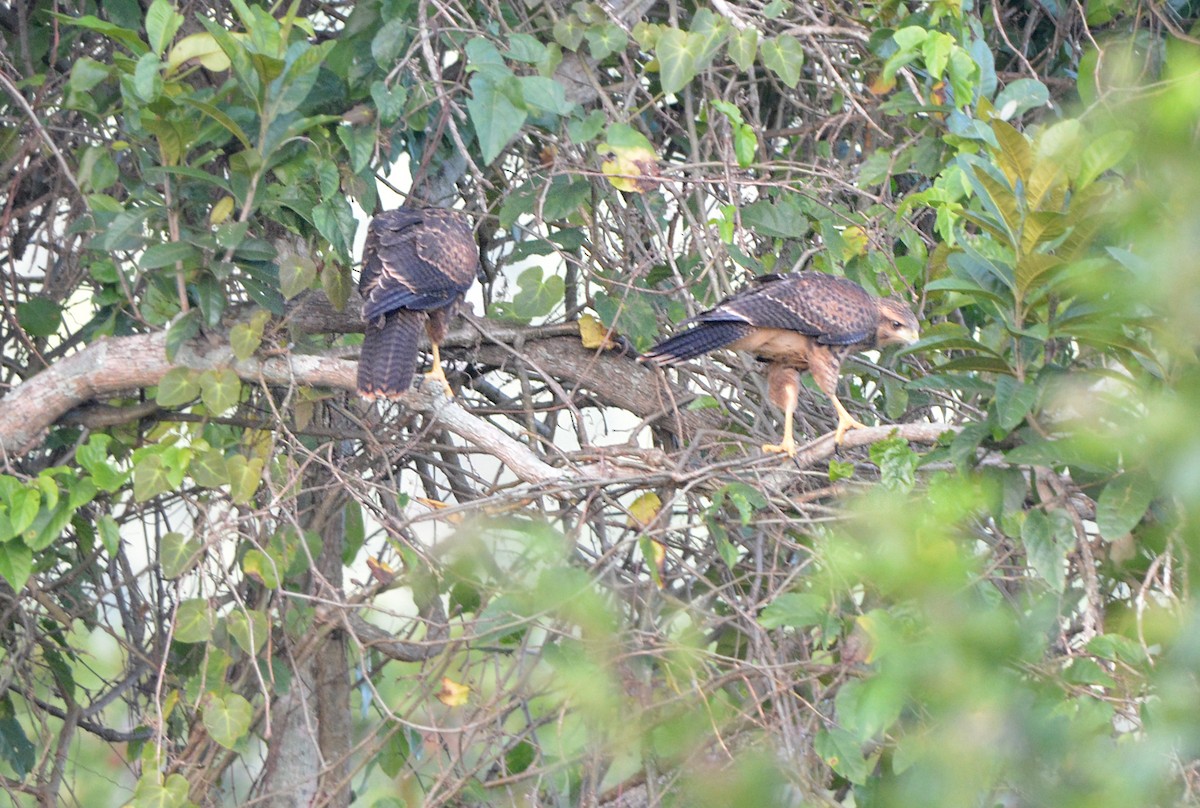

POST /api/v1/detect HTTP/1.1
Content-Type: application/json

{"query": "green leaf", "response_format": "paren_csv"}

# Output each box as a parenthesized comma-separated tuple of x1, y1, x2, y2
(1077, 129, 1133, 189)
(164, 309, 201, 361)
(133, 454, 172, 502)
(227, 609, 269, 655)
(584, 23, 627, 61)
(741, 196, 810, 238)
(1021, 509, 1068, 591)
(370, 81, 408, 125)
(993, 376, 1037, 431)
(0, 541, 32, 592)
(993, 78, 1049, 121)
(506, 267, 564, 322)
(655, 28, 697, 95)
(733, 123, 757, 168)
(156, 367, 199, 407)
(321, 262, 352, 312)
(336, 124, 374, 174)
(130, 772, 191, 808)
(242, 549, 281, 588)
(277, 252, 318, 300)
(727, 26, 758, 71)
(16, 297, 62, 338)
(921, 31, 954, 79)
(759, 593, 826, 629)
(761, 35, 804, 88)
(56, 14, 149, 56)
(133, 51, 164, 102)
(991, 119, 1032, 186)
(160, 532, 201, 578)
(869, 435, 918, 492)
(203, 692, 252, 750)
(78, 435, 129, 493)
(466, 73, 526, 165)
(199, 368, 241, 414)
(230, 322, 263, 361)
(313, 197, 358, 264)
(145, 0, 184, 56)
(518, 76, 573, 117)
(226, 454, 263, 505)
(178, 97, 253, 150)
(174, 598, 214, 643)
(97, 515, 122, 555)
(553, 14, 586, 51)
(829, 458, 855, 482)
(506, 33, 547, 63)
(0, 714, 35, 777)
(835, 677, 904, 742)
(1096, 473, 1154, 541)
(189, 449, 229, 488)
(567, 109, 606, 143)
(814, 726, 871, 784)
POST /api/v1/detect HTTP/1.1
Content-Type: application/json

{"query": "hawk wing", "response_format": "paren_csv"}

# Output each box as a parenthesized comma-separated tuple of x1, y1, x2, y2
(696, 272, 878, 346)
(360, 207, 478, 321)
(642, 272, 878, 365)
(357, 207, 478, 400)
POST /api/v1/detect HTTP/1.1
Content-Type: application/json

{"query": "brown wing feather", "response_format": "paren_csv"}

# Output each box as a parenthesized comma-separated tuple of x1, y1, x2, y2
(360, 208, 478, 321)
(357, 207, 479, 399)
(358, 310, 423, 400)
(705, 272, 879, 346)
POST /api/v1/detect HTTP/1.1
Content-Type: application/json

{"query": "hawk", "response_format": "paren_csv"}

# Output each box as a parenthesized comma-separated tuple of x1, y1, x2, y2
(357, 207, 479, 400)
(642, 271, 920, 455)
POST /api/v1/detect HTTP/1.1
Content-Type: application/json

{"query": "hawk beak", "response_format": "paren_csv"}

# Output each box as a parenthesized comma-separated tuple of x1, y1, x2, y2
(898, 326, 920, 345)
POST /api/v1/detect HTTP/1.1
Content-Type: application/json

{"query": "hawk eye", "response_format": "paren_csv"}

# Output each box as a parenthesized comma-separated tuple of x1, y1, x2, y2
(891, 320, 903, 329)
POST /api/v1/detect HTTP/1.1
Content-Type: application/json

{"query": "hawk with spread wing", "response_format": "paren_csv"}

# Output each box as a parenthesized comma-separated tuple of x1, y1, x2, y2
(642, 272, 920, 455)
(357, 207, 479, 400)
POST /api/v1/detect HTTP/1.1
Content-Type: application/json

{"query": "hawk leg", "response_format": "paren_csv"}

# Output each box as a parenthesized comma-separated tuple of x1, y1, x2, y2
(763, 365, 801, 458)
(423, 342, 454, 397)
(830, 394, 868, 445)
(810, 349, 867, 444)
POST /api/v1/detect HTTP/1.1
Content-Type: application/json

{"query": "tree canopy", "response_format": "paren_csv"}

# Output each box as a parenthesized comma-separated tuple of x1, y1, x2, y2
(2, 0, 1199, 805)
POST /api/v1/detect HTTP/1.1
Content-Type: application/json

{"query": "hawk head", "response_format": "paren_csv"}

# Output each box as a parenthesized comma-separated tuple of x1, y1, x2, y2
(875, 299, 921, 347)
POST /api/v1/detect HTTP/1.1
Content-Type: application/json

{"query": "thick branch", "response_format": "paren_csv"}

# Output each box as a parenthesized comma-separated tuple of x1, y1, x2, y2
(0, 330, 573, 484)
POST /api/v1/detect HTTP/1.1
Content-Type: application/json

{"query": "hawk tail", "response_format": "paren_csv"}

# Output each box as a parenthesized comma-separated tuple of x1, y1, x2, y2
(640, 322, 753, 365)
(357, 311, 424, 400)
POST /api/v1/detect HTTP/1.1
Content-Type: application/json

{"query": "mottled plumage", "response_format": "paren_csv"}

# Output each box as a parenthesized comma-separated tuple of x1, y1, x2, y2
(357, 207, 478, 400)
(642, 272, 920, 454)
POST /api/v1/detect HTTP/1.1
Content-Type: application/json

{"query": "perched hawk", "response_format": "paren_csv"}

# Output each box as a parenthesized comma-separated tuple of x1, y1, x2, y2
(642, 272, 920, 455)
(357, 207, 478, 400)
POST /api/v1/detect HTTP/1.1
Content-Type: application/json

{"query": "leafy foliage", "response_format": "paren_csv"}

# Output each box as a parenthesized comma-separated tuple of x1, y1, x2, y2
(1, 0, 1198, 806)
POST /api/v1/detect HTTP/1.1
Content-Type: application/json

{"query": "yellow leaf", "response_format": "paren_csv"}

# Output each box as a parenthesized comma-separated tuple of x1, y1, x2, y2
(210, 196, 235, 226)
(852, 614, 879, 664)
(868, 74, 895, 95)
(841, 225, 868, 260)
(416, 496, 462, 524)
(437, 677, 470, 707)
(166, 32, 234, 74)
(598, 145, 660, 193)
(579, 314, 616, 350)
(366, 557, 396, 586)
(627, 491, 662, 527)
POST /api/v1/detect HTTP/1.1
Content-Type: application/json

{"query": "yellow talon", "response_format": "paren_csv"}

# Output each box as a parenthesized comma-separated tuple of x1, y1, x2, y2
(424, 344, 454, 397)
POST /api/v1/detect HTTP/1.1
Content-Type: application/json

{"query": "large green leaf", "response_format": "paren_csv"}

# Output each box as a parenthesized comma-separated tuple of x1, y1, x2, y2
(1096, 473, 1154, 541)
(466, 73, 526, 165)
(203, 692, 253, 750)
(760, 35, 804, 88)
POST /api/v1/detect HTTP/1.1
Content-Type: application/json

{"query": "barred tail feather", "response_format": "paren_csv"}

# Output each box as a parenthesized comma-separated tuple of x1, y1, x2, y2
(357, 311, 423, 399)
(641, 322, 753, 365)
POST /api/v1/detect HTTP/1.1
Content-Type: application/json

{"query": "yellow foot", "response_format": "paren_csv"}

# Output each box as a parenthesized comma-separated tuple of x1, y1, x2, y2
(833, 415, 869, 445)
(762, 436, 797, 458)
(424, 368, 454, 398)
